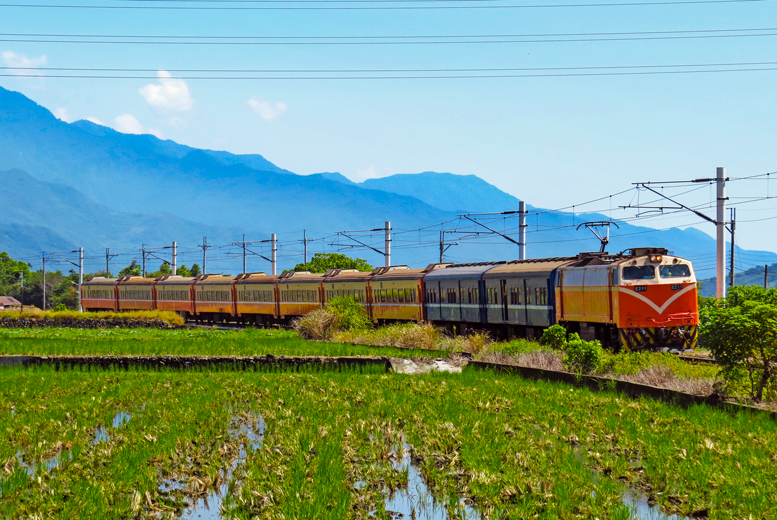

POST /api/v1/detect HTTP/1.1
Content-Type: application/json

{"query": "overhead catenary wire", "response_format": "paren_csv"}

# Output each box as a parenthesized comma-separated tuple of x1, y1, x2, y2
(3, 28, 777, 45)
(0, 0, 768, 9)
(7, 66, 777, 80)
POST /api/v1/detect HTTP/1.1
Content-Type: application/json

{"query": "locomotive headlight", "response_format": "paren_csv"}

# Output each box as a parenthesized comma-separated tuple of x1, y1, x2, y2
(649, 255, 663, 263)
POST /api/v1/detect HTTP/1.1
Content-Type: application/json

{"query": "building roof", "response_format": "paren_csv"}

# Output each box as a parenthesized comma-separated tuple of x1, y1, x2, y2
(0, 296, 22, 306)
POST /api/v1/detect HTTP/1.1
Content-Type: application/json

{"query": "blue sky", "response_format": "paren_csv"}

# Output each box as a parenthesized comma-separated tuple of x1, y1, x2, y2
(2, 0, 776, 261)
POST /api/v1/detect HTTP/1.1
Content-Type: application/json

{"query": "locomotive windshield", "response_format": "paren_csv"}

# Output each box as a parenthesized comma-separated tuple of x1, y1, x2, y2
(659, 264, 691, 278)
(622, 266, 656, 280)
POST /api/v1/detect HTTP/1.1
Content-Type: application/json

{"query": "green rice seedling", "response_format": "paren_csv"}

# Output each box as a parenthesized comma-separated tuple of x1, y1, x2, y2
(0, 326, 441, 358)
(2, 364, 777, 519)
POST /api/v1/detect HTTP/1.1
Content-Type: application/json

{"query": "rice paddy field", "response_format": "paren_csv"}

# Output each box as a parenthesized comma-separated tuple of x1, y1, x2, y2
(1, 327, 776, 519)
(0, 328, 442, 358)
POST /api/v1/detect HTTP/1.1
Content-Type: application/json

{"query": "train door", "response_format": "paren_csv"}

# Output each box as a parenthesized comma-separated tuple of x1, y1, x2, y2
(478, 279, 487, 323)
(523, 279, 530, 324)
(500, 279, 508, 322)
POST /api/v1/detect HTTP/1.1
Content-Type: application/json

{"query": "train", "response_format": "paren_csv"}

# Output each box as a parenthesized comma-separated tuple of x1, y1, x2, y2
(81, 247, 699, 350)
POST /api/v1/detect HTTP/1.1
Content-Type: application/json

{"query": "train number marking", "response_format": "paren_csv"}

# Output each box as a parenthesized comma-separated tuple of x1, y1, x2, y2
(634, 286, 648, 292)
(671, 284, 682, 291)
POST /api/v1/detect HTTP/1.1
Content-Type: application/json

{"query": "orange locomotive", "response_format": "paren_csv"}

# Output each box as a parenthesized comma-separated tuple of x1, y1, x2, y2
(556, 248, 698, 350)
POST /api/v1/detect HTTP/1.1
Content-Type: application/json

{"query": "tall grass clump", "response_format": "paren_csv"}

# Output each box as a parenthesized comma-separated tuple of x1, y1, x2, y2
(293, 297, 371, 340)
(335, 322, 441, 350)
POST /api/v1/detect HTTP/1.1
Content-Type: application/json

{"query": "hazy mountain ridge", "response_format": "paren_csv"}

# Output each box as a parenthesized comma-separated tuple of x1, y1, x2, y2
(0, 168, 234, 261)
(2, 85, 776, 271)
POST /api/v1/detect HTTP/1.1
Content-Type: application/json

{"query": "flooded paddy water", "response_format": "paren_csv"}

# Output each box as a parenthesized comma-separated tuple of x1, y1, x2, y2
(379, 441, 480, 520)
(1, 361, 775, 518)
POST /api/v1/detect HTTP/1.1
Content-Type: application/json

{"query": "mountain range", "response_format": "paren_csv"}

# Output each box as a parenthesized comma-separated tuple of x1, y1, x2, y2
(1, 84, 776, 277)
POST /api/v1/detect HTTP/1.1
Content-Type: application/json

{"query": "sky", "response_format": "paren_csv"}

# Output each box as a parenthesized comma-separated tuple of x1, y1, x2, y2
(1, 0, 776, 264)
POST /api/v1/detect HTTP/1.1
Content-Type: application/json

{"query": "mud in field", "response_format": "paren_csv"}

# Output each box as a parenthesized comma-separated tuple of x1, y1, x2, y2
(389, 355, 470, 375)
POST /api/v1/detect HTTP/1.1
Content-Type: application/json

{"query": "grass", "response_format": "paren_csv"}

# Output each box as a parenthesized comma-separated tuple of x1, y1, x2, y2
(1, 366, 775, 519)
(0, 327, 444, 358)
(0, 309, 184, 325)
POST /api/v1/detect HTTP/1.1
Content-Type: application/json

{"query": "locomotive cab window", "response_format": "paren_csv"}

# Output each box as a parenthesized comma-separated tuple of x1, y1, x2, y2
(659, 264, 691, 278)
(622, 266, 656, 280)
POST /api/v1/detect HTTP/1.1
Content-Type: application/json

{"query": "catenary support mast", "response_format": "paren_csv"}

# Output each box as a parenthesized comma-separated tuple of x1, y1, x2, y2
(716, 167, 726, 299)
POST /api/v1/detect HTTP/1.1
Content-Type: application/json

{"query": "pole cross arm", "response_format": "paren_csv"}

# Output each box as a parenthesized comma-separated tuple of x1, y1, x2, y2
(336, 232, 386, 257)
(638, 184, 719, 225)
(460, 215, 523, 247)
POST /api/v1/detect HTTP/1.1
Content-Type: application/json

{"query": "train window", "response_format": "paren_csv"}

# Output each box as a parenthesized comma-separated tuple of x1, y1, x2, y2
(535, 288, 540, 305)
(659, 264, 691, 278)
(525, 287, 533, 305)
(398, 289, 405, 303)
(623, 266, 656, 280)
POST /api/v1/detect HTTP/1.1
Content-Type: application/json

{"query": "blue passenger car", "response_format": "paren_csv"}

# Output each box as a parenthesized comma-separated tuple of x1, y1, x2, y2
(422, 262, 505, 325)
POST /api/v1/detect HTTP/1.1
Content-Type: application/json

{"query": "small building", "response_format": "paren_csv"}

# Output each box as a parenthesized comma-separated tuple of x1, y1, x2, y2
(0, 296, 22, 310)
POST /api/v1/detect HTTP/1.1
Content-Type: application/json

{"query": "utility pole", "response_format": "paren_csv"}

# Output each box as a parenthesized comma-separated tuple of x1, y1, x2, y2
(141, 244, 155, 277)
(78, 247, 83, 312)
(766, 265, 770, 289)
(19, 271, 24, 313)
(272, 233, 277, 275)
(716, 167, 726, 299)
(242, 234, 247, 273)
(384, 221, 391, 267)
(106, 248, 118, 276)
(302, 230, 313, 264)
(42, 252, 46, 311)
(518, 201, 527, 260)
(198, 237, 212, 274)
(172, 241, 177, 275)
(624, 168, 728, 299)
(439, 230, 459, 263)
(729, 208, 736, 288)
(231, 234, 264, 274)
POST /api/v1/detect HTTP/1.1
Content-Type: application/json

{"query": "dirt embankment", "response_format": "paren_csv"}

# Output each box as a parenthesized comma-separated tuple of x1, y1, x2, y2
(0, 317, 179, 329)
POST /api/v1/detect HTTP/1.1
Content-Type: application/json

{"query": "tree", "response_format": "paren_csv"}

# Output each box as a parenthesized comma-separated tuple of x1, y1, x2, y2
(292, 253, 373, 274)
(146, 262, 172, 278)
(0, 251, 31, 301)
(702, 285, 777, 401)
(119, 260, 141, 277)
(190, 263, 202, 277)
(177, 265, 192, 277)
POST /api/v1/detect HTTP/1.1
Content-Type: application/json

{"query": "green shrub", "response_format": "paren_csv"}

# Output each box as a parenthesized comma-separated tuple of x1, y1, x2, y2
(293, 297, 371, 340)
(539, 324, 567, 350)
(53, 303, 67, 311)
(564, 338, 604, 374)
(326, 297, 372, 331)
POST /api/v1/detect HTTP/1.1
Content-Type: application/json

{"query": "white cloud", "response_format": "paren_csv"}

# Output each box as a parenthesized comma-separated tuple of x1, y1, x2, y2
(248, 97, 287, 121)
(354, 166, 380, 181)
(53, 108, 73, 123)
(86, 117, 104, 125)
(352, 166, 397, 182)
(113, 114, 162, 138)
(139, 71, 193, 112)
(1, 51, 47, 76)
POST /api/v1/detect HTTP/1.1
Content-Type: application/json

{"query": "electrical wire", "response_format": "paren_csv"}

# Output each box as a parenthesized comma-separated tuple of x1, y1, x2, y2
(0, 0, 767, 9)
